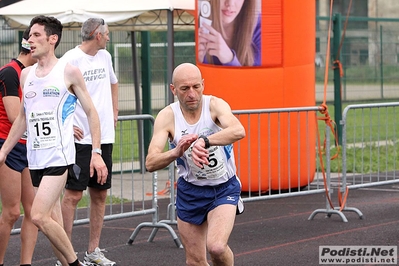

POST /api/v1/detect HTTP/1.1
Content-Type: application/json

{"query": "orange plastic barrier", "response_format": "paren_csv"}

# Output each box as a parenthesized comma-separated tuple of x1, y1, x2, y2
(196, 0, 316, 192)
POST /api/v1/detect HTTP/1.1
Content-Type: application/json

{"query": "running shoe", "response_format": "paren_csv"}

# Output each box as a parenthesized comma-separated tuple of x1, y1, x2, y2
(84, 247, 116, 266)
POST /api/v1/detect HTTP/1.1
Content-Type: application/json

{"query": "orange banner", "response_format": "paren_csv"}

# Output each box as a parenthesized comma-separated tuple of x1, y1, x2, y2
(196, 0, 316, 192)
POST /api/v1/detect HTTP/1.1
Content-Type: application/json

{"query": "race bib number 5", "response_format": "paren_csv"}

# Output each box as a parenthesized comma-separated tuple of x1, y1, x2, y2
(28, 110, 58, 149)
(186, 145, 227, 180)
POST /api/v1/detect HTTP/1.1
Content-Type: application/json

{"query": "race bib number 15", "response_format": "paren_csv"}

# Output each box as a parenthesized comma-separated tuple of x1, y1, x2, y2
(28, 110, 58, 149)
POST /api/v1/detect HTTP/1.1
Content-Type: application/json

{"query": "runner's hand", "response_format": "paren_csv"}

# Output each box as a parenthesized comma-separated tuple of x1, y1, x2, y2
(73, 125, 84, 141)
(90, 153, 108, 185)
(0, 150, 6, 167)
(190, 138, 209, 168)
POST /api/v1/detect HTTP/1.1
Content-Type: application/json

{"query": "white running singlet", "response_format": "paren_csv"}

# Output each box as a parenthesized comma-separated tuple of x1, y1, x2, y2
(23, 60, 77, 169)
(170, 95, 238, 186)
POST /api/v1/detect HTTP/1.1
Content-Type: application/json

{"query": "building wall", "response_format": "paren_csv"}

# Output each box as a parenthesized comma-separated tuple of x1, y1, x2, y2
(370, 0, 399, 18)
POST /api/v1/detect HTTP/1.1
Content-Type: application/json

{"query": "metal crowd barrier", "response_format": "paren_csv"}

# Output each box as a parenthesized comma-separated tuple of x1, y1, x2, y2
(119, 104, 399, 227)
(341, 102, 399, 188)
(112, 115, 181, 247)
(11, 114, 181, 248)
(335, 102, 399, 221)
(233, 106, 327, 200)
(310, 102, 399, 222)
(12, 103, 399, 236)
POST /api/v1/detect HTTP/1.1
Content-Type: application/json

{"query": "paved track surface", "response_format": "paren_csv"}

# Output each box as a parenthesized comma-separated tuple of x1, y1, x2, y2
(4, 184, 399, 266)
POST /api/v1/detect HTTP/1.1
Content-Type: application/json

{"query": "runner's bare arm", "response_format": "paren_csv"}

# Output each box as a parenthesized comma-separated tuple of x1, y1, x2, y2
(207, 96, 245, 146)
(146, 106, 197, 172)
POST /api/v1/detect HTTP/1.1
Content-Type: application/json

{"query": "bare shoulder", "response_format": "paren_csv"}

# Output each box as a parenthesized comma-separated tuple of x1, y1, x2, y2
(149, 105, 175, 143)
(64, 62, 81, 80)
(63, 63, 85, 93)
(209, 95, 232, 114)
(156, 105, 174, 127)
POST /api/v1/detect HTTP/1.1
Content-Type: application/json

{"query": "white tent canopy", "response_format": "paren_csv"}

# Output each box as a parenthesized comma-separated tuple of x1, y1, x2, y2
(0, 0, 195, 30)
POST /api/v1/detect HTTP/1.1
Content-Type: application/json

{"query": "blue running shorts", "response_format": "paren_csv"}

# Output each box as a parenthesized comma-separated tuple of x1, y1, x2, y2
(0, 138, 28, 173)
(176, 176, 241, 225)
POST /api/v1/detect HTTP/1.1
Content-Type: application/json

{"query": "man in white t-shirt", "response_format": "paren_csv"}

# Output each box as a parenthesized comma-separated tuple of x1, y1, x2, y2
(58, 18, 118, 266)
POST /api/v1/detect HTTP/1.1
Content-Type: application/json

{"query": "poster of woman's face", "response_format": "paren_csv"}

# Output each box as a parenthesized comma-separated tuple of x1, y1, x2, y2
(197, 0, 262, 67)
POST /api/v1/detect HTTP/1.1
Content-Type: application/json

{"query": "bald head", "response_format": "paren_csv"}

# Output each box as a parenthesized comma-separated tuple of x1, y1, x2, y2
(172, 63, 202, 86)
(170, 63, 204, 110)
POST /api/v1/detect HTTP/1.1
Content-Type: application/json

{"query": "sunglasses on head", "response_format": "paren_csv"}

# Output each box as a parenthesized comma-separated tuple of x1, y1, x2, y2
(88, 18, 105, 37)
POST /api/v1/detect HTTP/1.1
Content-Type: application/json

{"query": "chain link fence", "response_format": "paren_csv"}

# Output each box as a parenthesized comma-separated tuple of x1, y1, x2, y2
(316, 16, 399, 102)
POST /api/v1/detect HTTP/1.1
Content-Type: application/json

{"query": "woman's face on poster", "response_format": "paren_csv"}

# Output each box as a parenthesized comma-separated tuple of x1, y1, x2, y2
(220, 0, 245, 25)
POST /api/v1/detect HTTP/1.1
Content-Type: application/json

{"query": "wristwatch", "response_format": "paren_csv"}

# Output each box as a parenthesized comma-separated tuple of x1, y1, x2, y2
(92, 148, 102, 155)
(198, 135, 210, 149)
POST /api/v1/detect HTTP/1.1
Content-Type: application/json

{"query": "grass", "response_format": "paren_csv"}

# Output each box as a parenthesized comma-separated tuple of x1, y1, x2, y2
(113, 119, 140, 162)
(316, 100, 399, 173)
(76, 194, 130, 207)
